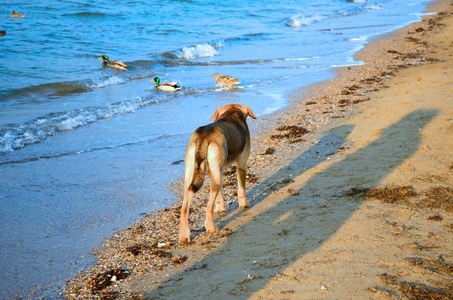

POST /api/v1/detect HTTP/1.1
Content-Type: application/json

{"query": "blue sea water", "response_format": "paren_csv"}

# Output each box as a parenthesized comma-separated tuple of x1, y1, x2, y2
(0, 0, 434, 298)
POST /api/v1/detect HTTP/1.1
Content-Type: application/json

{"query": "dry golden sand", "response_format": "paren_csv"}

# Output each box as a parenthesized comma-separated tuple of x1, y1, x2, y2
(65, 1, 453, 299)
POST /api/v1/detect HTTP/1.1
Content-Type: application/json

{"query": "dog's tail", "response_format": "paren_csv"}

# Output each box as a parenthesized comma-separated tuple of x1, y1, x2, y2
(187, 140, 209, 193)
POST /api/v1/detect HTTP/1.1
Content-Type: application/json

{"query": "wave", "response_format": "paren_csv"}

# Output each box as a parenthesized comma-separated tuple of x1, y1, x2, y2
(0, 81, 90, 101)
(0, 79, 121, 102)
(89, 77, 126, 88)
(286, 1, 383, 29)
(175, 43, 222, 59)
(62, 11, 123, 20)
(287, 14, 326, 28)
(168, 55, 319, 68)
(0, 135, 169, 165)
(0, 96, 167, 154)
(1, 74, 146, 102)
(68, 12, 108, 17)
(365, 3, 383, 11)
(225, 33, 269, 43)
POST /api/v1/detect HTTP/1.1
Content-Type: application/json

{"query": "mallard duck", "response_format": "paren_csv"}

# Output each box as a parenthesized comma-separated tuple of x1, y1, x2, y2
(212, 73, 241, 87)
(11, 11, 25, 18)
(151, 77, 181, 92)
(98, 55, 127, 71)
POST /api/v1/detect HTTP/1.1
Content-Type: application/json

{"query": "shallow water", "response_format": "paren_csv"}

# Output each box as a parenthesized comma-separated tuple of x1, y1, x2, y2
(0, 0, 434, 298)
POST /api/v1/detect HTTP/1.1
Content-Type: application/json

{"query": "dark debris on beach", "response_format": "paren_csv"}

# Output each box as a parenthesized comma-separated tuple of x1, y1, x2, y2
(345, 185, 418, 204)
(345, 184, 453, 212)
(378, 272, 453, 299)
(270, 125, 309, 143)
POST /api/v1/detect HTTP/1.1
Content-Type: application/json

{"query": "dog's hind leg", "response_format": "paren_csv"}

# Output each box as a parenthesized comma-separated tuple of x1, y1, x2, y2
(214, 189, 227, 213)
(236, 156, 250, 208)
(205, 143, 225, 232)
(205, 178, 220, 232)
(179, 142, 200, 242)
(179, 188, 195, 242)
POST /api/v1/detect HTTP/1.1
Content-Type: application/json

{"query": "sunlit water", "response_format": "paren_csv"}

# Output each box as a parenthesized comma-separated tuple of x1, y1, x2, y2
(0, 0, 433, 298)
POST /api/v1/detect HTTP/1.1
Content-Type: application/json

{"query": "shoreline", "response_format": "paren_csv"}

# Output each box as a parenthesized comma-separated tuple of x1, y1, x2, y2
(65, 1, 453, 298)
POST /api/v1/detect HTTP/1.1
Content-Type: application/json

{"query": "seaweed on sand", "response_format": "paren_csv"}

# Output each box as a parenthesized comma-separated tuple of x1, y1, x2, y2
(271, 125, 309, 143)
(379, 273, 453, 300)
(345, 186, 417, 204)
(418, 186, 453, 212)
(89, 268, 129, 293)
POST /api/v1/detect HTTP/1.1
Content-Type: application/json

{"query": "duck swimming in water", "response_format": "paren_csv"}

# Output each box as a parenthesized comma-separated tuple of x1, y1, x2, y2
(212, 73, 241, 87)
(98, 55, 128, 71)
(151, 77, 181, 92)
(11, 11, 25, 18)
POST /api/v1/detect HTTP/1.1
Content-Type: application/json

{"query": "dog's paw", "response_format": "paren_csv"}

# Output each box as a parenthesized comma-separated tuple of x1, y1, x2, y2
(179, 238, 191, 245)
(239, 201, 250, 208)
(204, 224, 218, 233)
(214, 207, 227, 213)
(179, 235, 191, 243)
(179, 228, 191, 243)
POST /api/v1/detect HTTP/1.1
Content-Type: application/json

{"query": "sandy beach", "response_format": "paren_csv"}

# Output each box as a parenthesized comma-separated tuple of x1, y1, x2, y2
(65, 0, 452, 298)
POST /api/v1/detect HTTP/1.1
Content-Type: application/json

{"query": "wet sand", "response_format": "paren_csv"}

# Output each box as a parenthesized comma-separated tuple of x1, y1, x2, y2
(65, 0, 453, 298)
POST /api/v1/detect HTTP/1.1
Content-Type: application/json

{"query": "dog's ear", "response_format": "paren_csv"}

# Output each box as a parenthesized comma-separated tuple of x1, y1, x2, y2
(243, 105, 257, 119)
(209, 107, 221, 120)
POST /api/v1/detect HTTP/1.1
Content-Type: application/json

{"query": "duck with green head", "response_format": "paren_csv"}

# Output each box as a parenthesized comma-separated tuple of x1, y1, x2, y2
(151, 77, 181, 92)
(98, 55, 127, 71)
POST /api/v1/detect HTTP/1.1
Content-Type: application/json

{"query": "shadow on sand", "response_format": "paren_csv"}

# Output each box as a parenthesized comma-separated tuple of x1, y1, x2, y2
(144, 109, 437, 299)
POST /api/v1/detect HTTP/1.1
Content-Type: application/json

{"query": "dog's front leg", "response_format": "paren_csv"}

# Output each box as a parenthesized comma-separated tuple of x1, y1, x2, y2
(205, 143, 225, 231)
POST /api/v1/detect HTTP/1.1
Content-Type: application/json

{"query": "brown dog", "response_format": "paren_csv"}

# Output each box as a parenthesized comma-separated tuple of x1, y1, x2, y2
(179, 104, 257, 242)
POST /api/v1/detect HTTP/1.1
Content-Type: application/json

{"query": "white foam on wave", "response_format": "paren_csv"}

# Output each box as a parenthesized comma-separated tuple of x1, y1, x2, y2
(0, 96, 160, 154)
(366, 4, 383, 11)
(177, 43, 220, 59)
(36, 119, 48, 125)
(346, 37, 367, 41)
(287, 14, 325, 28)
(91, 76, 126, 88)
(283, 57, 316, 61)
(57, 114, 97, 131)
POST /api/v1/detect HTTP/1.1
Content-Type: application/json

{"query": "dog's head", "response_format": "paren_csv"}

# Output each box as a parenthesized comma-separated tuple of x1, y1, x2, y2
(209, 104, 257, 121)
